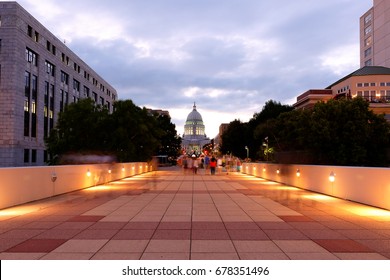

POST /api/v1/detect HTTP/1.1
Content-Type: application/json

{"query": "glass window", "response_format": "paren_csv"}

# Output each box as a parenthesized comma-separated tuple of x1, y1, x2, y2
(32, 150, 37, 163)
(365, 25, 372, 35)
(24, 149, 29, 163)
(364, 48, 372, 57)
(26, 48, 38, 66)
(45, 61, 55, 76)
(365, 36, 372, 47)
(365, 13, 372, 24)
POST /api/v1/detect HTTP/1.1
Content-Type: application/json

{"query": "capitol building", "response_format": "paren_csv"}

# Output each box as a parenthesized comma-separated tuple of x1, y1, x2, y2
(182, 103, 210, 155)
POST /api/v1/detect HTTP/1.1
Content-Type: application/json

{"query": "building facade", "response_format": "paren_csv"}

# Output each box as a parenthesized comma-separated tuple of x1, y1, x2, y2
(181, 103, 210, 155)
(360, 0, 390, 67)
(0, 2, 117, 167)
(295, 66, 390, 118)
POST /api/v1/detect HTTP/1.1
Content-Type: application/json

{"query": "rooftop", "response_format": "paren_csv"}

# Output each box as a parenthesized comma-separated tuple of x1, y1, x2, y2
(327, 66, 390, 89)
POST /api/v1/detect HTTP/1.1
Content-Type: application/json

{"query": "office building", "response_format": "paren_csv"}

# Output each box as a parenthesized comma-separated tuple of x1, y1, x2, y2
(0, 2, 117, 167)
(360, 0, 390, 67)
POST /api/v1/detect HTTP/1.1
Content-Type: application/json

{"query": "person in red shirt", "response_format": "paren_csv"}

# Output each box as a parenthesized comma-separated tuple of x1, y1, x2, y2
(210, 156, 217, 175)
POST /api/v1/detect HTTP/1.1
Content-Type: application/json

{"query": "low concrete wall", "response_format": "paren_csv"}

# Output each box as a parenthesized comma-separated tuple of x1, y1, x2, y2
(242, 163, 390, 211)
(0, 162, 152, 210)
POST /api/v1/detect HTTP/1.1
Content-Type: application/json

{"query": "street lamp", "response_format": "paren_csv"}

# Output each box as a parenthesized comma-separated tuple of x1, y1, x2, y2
(245, 146, 249, 159)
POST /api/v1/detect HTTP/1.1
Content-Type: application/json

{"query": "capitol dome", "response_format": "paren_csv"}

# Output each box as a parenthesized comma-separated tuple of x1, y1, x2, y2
(186, 105, 203, 122)
(184, 103, 205, 137)
(182, 103, 210, 155)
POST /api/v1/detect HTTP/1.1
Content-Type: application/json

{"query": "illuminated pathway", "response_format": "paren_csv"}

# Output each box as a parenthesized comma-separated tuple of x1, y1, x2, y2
(0, 167, 390, 260)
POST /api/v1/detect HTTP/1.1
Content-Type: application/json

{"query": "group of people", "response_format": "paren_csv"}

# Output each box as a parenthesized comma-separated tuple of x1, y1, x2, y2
(178, 154, 241, 175)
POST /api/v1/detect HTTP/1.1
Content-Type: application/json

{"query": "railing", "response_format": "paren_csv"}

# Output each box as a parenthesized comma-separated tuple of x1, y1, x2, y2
(242, 162, 390, 211)
(0, 162, 153, 210)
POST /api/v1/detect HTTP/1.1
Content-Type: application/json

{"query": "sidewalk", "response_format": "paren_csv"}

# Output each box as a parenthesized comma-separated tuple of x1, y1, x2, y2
(0, 167, 389, 260)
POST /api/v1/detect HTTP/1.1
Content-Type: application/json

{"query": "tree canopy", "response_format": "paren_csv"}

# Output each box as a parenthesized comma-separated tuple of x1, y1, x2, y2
(220, 98, 390, 166)
(45, 99, 181, 164)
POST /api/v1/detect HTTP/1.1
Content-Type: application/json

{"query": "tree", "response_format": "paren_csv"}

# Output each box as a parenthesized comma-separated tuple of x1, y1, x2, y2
(306, 98, 390, 166)
(46, 99, 181, 164)
(45, 99, 110, 164)
(220, 119, 249, 158)
(155, 114, 182, 162)
(267, 98, 390, 166)
(251, 100, 294, 160)
(108, 100, 161, 162)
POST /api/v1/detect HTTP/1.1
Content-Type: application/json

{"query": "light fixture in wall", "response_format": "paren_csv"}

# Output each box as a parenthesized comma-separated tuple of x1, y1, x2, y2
(329, 171, 335, 182)
(51, 172, 57, 182)
(296, 169, 300, 177)
(87, 169, 91, 177)
(263, 167, 266, 172)
(108, 169, 112, 174)
(122, 166, 125, 172)
(276, 168, 280, 174)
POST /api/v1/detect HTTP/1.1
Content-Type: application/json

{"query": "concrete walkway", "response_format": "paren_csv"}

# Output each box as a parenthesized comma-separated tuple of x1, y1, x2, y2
(0, 167, 390, 260)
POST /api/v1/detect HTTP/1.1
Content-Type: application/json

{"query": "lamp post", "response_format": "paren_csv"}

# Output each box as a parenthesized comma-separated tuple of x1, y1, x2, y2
(245, 146, 249, 160)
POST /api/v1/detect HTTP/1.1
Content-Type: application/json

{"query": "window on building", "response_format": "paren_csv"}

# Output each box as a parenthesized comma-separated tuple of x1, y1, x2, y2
(364, 47, 372, 58)
(24, 71, 30, 137)
(364, 83, 369, 87)
(49, 84, 55, 131)
(31, 75, 37, 138)
(45, 60, 55, 76)
(44, 82, 49, 138)
(26, 48, 38, 66)
(31, 149, 37, 163)
(365, 13, 372, 24)
(24, 149, 29, 163)
(27, 25, 32, 37)
(365, 25, 372, 35)
(44, 150, 48, 163)
(65, 91, 69, 106)
(84, 86, 90, 98)
(46, 40, 51, 51)
(370, 82, 376, 86)
(365, 36, 372, 47)
(365, 59, 372, 66)
(73, 79, 80, 95)
(34, 31, 39, 42)
(60, 89, 64, 112)
(93, 92, 98, 103)
(61, 71, 69, 85)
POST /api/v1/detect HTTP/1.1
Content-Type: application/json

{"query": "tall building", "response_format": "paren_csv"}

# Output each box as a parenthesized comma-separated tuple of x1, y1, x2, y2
(181, 103, 210, 155)
(0, 2, 117, 167)
(360, 0, 390, 67)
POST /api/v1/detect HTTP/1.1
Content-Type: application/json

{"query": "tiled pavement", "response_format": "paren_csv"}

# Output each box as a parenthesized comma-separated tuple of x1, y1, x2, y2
(1, 167, 390, 260)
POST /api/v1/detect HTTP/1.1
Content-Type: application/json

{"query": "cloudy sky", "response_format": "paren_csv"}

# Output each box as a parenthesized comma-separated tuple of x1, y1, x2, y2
(10, 0, 373, 137)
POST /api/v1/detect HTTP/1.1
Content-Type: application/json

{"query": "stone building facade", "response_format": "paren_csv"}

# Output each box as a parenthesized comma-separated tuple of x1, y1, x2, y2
(0, 2, 117, 167)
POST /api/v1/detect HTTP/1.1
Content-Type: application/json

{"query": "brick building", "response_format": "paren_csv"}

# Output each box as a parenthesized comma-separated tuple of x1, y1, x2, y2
(0, 2, 117, 167)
